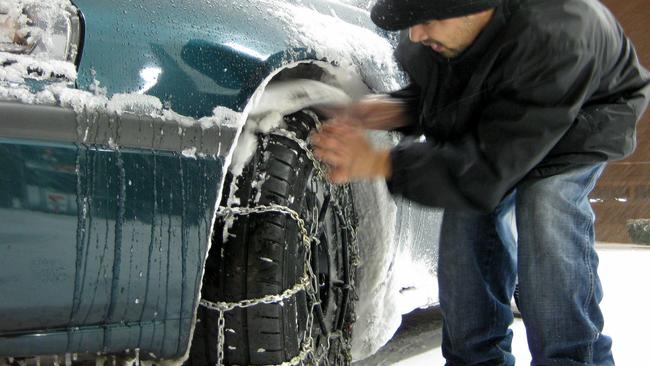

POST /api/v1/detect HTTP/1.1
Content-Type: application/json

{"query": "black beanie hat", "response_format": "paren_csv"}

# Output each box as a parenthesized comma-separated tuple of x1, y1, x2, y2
(371, 0, 502, 31)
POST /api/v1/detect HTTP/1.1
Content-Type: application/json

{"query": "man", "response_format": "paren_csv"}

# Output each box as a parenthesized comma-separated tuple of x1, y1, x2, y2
(312, 0, 650, 364)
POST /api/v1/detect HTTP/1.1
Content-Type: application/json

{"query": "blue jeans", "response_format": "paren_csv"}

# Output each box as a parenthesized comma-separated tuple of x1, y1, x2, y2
(438, 163, 613, 365)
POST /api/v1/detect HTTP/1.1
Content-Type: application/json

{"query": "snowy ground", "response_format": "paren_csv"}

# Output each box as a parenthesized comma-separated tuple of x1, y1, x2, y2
(355, 244, 650, 365)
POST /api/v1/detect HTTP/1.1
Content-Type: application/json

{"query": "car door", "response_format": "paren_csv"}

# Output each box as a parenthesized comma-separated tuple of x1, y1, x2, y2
(0, 97, 236, 358)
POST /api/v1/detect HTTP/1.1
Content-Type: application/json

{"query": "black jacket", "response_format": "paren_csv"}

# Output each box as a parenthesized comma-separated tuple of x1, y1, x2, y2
(387, 0, 650, 212)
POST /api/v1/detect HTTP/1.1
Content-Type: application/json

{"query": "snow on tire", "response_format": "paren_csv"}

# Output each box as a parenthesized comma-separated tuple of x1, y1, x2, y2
(188, 110, 358, 366)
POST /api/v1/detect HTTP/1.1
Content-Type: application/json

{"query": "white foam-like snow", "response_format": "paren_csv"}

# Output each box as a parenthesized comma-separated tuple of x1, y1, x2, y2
(229, 126, 264, 177)
(229, 78, 354, 176)
(250, 79, 351, 118)
(392, 248, 439, 315)
(107, 93, 163, 115)
(264, 0, 405, 93)
(181, 147, 197, 159)
(1, 0, 80, 60)
(350, 177, 401, 361)
(346, 129, 418, 361)
(107, 137, 118, 150)
(350, 194, 440, 362)
(0, 82, 56, 105)
(0, 77, 242, 132)
(200, 106, 243, 129)
(228, 109, 286, 176)
(48, 82, 107, 113)
(349, 132, 440, 362)
(0, 52, 77, 83)
(0, 2, 246, 131)
(0, 1, 33, 43)
(333, 0, 375, 10)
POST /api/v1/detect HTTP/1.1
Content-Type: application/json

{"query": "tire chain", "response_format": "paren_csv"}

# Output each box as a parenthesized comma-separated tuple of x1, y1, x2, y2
(199, 127, 360, 366)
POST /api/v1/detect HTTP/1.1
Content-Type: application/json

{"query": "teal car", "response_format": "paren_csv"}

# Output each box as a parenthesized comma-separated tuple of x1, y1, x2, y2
(0, 0, 441, 365)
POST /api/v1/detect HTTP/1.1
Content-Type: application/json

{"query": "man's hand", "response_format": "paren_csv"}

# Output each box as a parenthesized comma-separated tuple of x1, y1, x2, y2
(311, 121, 392, 184)
(317, 94, 411, 131)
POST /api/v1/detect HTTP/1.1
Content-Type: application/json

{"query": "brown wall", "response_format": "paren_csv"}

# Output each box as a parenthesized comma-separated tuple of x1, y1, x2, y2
(591, 0, 650, 243)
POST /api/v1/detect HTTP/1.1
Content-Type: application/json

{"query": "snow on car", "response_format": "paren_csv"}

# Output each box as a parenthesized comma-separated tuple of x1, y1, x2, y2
(0, 0, 441, 365)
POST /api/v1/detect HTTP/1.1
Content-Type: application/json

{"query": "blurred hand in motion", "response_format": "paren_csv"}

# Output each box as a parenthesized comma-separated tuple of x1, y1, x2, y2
(311, 121, 392, 184)
(317, 94, 411, 131)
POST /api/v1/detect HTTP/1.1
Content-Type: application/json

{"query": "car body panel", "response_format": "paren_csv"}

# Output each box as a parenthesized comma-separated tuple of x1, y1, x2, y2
(0, 0, 439, 361)
(0, 0, 388, 359)
(0, 101, 232, 358)
(73, 0, 377, 117)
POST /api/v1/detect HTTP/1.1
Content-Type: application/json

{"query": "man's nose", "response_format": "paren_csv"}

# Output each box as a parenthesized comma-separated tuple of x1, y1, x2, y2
(409, 24, 428, 43)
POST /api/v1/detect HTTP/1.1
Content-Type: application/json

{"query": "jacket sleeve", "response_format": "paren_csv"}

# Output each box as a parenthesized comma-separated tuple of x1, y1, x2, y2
(388, 83, 422, 136)
(387, 42, 602, 212)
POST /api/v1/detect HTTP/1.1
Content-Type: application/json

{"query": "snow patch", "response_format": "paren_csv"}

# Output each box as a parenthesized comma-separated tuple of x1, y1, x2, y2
(3, 0, 78, 52)
(250, 79, 351, 118)
(0, 0, 80, 76)
(181, 147, 197, 159)
(0, 18, 243, 132)
(257, 111, 285, 134)
(107, 137, 118, 150)
(392, 248, 439, 315)
(350, 174, 400, 361)
(335, 0, 375, 10)
(200, 106, 243, 129)
(349, 131, 440, 361)
(107, 93, 164, 115)
(0, 79, 242, 131)
(51, 83, 107, 113)
(0, 52, 77, 82)
(264, 0, 405, 93)
(0, 82, 55, 104)
(229, 79, 352, 177)
(230, 127, 264, 177)
(225, 1, 407, 178)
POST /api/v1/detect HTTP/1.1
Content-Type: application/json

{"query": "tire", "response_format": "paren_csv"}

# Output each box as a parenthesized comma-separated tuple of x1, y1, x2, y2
(188, 110, 358, 365)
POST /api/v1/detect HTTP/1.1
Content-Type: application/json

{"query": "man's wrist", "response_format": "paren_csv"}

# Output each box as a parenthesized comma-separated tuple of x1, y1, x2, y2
(374, 150, 392, 179)
(359, 95, 410, 130)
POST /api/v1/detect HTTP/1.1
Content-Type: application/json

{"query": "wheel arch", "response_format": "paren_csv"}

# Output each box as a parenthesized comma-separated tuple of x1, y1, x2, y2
(221, 54, 373, 178)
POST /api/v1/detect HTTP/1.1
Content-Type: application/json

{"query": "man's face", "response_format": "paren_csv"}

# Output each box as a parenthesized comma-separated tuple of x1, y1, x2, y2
(409, 9, 495, 58)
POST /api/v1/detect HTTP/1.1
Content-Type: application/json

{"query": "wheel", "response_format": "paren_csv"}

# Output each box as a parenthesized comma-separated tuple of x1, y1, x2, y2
(187, 110, 359, 365)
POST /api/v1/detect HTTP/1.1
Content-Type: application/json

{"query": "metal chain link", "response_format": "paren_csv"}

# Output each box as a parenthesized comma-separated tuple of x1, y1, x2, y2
(268, 129, 328, 179)
(200, 204, 317, 366)
(200, 274, 311, 312)
(216, 310, 225, 366)
(199, 124, 359, 366)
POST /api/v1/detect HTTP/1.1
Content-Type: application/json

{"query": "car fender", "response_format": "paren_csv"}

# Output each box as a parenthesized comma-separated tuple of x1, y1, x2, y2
(72, 0, 405, 118)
